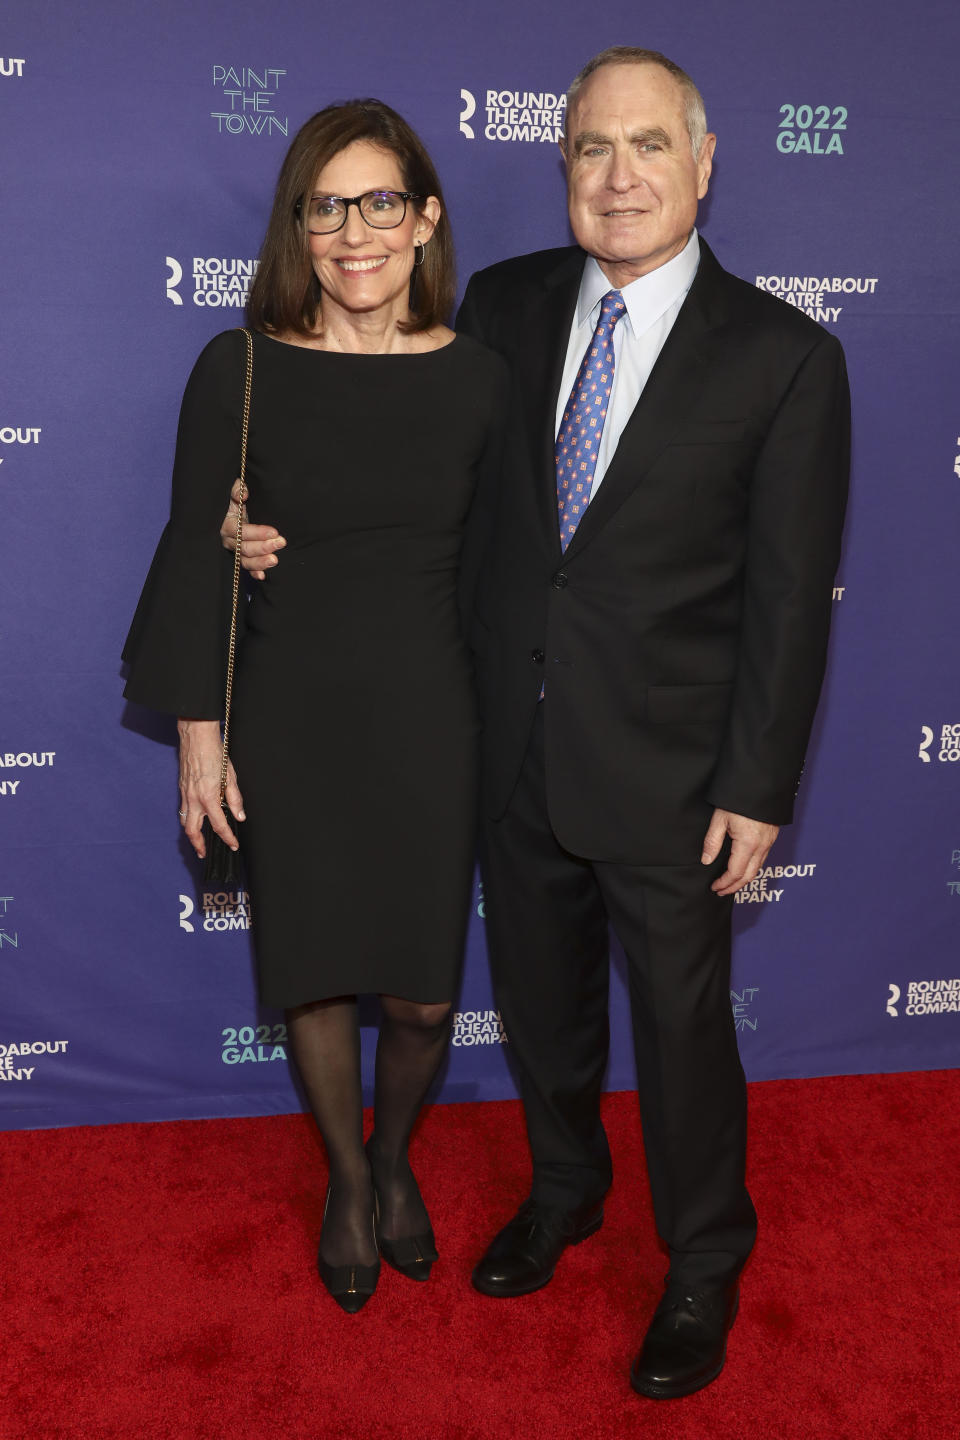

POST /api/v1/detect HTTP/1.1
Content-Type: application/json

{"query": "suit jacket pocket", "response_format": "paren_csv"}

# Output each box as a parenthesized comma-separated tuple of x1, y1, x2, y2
(646, 681, 734, 725)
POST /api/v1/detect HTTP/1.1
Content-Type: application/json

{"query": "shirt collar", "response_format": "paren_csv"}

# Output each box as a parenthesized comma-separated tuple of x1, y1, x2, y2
(577, 229, 700, 338)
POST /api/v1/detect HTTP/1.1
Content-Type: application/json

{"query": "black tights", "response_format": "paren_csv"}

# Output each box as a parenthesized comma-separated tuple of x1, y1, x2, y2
(286, 994, 452, 1267)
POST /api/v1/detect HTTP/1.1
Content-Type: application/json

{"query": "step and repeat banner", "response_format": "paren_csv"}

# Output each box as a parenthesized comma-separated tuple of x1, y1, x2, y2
(1, 0, 958, 1129)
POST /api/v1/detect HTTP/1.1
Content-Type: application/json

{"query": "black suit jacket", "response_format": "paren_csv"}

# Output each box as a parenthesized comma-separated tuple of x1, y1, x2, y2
(456, 239, 850, 866)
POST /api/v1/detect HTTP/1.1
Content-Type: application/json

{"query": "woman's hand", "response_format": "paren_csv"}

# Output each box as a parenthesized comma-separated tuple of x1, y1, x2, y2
(177, 718, 245, 859)
(220, 479, 286, 580)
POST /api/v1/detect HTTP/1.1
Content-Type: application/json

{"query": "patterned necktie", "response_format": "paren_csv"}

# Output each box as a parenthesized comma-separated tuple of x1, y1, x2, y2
(555, 289, 626, 552)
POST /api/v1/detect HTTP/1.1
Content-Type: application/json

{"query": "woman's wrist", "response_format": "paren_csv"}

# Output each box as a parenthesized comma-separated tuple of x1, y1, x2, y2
(177, 717, 221, 739)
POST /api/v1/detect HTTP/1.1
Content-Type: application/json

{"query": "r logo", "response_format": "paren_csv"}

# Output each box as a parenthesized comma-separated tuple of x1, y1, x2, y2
(179, 894, 195, 933)
(886, 983, 900, 1018)
(918, 726, 934, 762)
(165, 256, 183, 305)
(459, 89, 476, 139)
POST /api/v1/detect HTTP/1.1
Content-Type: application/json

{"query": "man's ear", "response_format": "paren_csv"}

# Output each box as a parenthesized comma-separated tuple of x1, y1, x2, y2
(697, 134, 717, 199)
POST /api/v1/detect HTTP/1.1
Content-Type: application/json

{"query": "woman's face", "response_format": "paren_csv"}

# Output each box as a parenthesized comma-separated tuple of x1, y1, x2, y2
(306, 140, 439, 326)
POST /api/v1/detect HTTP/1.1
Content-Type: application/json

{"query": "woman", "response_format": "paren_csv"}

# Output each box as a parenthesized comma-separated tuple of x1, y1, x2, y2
(123, 100, 506, 1313)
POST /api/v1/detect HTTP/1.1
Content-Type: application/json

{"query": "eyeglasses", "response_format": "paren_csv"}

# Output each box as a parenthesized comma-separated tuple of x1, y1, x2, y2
(297, 190, 423, 234)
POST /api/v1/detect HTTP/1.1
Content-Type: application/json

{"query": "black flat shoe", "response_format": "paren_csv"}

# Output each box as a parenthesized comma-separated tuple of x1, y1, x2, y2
(317, 1192, 380, 1314)
(316, 1252, 381, 1314)
(471, 1197, 604, 1298)
(630, 1281, 739, 1399)
(367, 1137, 438, 1282)
(377, 1225, 439, 1281)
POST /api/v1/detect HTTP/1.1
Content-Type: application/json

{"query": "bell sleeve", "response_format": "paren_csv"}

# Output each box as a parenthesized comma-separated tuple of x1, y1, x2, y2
(122, 329, 247, 719)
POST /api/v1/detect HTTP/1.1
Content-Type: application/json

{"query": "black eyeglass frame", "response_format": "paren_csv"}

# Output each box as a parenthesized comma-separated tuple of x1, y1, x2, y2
(295, 190, 425, 234)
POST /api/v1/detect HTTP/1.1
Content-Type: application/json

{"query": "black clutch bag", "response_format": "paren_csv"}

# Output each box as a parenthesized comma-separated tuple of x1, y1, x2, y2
(201, 326, 253, 889)
(202, 804, 244, 887)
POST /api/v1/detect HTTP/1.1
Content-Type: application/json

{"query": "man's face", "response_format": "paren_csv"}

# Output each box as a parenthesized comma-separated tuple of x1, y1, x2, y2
(561, 63, 715, 288)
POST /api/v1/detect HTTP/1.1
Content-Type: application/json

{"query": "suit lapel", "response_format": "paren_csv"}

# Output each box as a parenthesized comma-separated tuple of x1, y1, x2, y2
(562, 241, 732, 562)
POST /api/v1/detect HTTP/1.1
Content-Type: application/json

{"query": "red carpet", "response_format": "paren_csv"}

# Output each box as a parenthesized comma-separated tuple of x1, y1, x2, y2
(2, 1071, 959, 1439)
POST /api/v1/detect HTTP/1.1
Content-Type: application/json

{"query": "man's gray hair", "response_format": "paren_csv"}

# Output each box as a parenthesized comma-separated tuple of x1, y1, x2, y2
(566, 47, 708, 159)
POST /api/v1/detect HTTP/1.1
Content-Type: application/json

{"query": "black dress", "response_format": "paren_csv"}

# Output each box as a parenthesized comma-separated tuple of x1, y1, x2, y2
(124, 328, 507, 1006)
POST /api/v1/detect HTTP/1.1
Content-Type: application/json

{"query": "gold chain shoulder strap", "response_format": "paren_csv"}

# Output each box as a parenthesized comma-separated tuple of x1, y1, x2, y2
(219, 326, 253, 802)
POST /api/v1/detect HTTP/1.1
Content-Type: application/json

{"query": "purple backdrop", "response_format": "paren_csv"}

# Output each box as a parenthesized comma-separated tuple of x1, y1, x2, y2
(2, 0, 959, 1129)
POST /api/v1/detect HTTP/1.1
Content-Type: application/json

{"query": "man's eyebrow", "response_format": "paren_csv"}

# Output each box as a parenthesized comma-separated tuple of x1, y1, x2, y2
(572, 126, 674, 155)
(630, 127, 673, 147)
(572, 130, 611, 155)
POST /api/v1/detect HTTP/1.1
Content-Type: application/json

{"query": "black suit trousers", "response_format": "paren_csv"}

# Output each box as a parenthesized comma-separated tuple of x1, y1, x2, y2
(481, 706, 758, 1287)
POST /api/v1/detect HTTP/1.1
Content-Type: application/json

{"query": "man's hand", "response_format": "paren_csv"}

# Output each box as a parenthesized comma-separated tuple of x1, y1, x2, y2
(220, 480, 286, 579)
(701, 808, 779, 896)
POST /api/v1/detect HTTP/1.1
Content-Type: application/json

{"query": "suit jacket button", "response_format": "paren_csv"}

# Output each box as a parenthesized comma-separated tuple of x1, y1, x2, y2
(552, 571, 568, 589)
(531, 649, 544, 664)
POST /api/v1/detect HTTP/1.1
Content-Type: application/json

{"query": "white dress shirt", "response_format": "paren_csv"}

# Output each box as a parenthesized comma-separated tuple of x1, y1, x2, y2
(554, 229, 701, 498)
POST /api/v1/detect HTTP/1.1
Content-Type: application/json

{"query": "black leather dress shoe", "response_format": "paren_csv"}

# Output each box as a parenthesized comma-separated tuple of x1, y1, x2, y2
(630, 1281, 739, 1399)
(471, 1198, 604, 1297)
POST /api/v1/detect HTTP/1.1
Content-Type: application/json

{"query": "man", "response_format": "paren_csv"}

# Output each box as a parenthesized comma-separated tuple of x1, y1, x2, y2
(229, 48, 849, 1398)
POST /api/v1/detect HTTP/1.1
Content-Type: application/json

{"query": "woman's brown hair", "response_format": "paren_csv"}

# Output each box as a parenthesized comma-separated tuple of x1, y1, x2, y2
(247, 99, 454, 337)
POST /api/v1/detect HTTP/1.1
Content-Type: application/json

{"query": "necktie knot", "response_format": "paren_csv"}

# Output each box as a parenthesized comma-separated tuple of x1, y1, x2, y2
(597, 289, 626, 336)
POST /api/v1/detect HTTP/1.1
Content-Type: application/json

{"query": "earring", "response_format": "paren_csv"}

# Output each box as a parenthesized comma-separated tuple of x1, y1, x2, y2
(413, 240, 426, 268)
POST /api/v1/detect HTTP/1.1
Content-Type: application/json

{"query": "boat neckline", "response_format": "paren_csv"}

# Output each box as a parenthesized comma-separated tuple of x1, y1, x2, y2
(253, 330, 462, 358)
